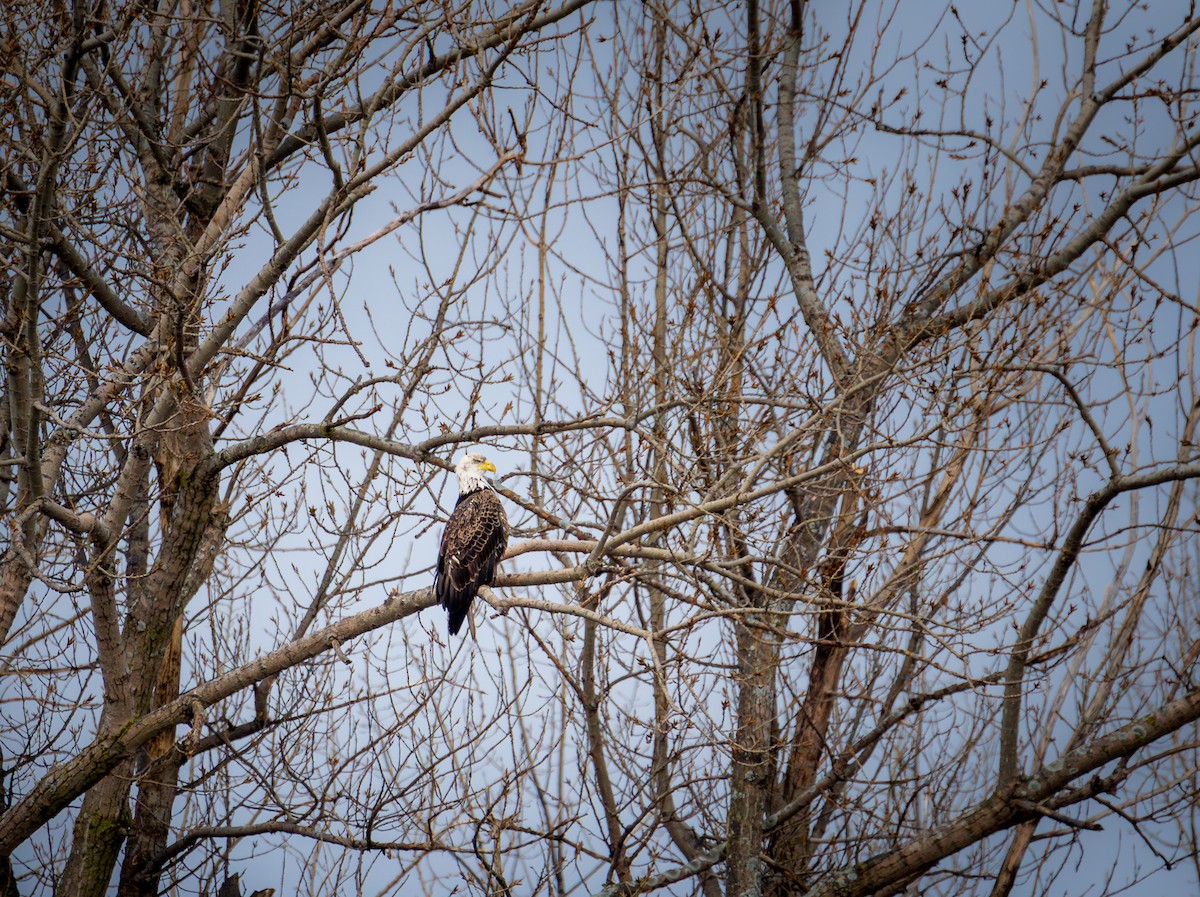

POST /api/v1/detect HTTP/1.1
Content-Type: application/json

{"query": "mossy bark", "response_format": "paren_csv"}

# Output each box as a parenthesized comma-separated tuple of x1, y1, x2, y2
(56, 760, 135, 897)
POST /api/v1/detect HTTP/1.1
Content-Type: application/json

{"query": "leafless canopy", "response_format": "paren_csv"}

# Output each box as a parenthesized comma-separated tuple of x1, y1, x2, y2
(2, 1, 1200, 896)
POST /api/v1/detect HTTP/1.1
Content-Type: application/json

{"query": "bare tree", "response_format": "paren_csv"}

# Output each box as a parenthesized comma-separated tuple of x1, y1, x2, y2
(564, 2, 1200, 895)
(3, 1, 1200, 896)
(0, 1, 594, 893)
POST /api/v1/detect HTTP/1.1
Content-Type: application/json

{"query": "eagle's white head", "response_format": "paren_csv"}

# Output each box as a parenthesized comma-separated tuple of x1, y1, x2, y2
(455, 451, 497, 495)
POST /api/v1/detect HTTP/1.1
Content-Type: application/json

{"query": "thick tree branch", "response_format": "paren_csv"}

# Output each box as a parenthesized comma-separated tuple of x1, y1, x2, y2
(0, 586, 436, 853)
(998, 460, 1200, 782)
(809, 688, 1200, 897)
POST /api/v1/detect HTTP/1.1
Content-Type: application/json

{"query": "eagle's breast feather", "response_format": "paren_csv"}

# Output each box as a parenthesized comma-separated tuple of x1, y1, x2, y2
(435, 486, 508, 635)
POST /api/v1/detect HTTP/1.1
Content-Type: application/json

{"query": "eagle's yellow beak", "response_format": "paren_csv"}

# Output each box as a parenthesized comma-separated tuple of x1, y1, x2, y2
(480, 460, 497, 473)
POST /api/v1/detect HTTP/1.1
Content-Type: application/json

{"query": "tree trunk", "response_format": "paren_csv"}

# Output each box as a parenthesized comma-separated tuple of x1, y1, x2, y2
(56, 758, 135, 897)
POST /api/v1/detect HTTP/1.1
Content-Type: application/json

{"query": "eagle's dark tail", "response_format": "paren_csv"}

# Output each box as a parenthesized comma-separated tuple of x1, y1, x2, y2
(435, 572, 475, 636)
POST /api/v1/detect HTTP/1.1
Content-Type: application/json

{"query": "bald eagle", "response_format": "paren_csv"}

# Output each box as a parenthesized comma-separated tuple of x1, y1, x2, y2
(434, 452, 509, 636)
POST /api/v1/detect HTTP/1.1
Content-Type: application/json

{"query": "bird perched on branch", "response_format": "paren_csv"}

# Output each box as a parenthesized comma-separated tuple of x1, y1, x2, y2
(434, 451, 509, 636)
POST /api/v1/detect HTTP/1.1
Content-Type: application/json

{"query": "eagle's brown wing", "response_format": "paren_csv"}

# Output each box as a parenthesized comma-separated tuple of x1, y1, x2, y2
(435, 488, 509, 636)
